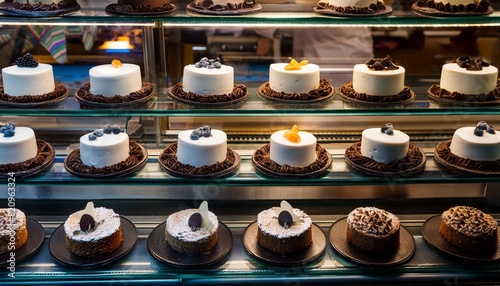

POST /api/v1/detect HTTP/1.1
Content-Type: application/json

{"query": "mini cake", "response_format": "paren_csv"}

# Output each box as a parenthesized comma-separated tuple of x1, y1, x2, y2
(64, 202, 123, 258)
(346, 207, 400, 254)
(189, 0, 259, 13)
(270, 125, 317, 168)
(439, 56, 498, 95)
(257, 200, 313, 255)
(118, 0, 170, 7)
(0, 208, 28, 254)
(182, 58, 234, 96)
(165, 201, 219, 255)
(9, 0, 79, 11)
(0, 123, 38, 165)
(449, 121, 500, 162)
(361, 123, 410, 164)
(89, 60, 142, 97)
(439, 206, 498, 253)
(315, 0, 387, 14)
(176, 125, 227, 168)
(79, 124, 130, 168)
(414, 0, 491, 13)
(269, 59, 320, 94)
(2, 54, 55, 96)
(352, 56, 405, 96)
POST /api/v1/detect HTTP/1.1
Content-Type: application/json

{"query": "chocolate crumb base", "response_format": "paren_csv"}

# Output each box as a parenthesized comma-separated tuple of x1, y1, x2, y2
(0, 140, 55, 178)
(75, 82, 155, 107)
(168, 82, 248, 106)
(252, 143, 332, 178)
(0, 0, 80, 17)
(0, 82, 68, 107)
(412, 0, 492, 16)
(428, 83, 500, 107)
(434, 140, 500, 176)
(187, 1, 262, 15)
(257, 79, 335, 103)
(105, 3, 176, 16)
(345, 142, 426, 177)
(64, 141, 148, 178)
(339, 82, 415, 105)
(314, 1, 392, 17)
(158, 143, 240, 178)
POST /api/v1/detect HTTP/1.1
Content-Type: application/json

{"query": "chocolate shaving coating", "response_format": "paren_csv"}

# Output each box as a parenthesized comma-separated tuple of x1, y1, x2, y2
(429, 84, 498, 102)
(253, 143, 330, 174)
(110, 3, 175, 13)
(170, 82, 247, 104)
(13, 0, 78, 11)
(365, 55, 399, 71)
(436, 140, 500, 171)
(456, 56, 490, 71)
(345, 142, 423, 173)
(159, 143, 236, 176)
(76, 82, 154, 104)
(315, 0, 386, 14)
(0, 140, 53, 173)
(0, 83, 66, 103)
(259, 78, 332, 101)
(65, 141, 145, 175)
(340, 82, 412, 103)
(192, 0, 257, 11)
(415, 0, 490, 13)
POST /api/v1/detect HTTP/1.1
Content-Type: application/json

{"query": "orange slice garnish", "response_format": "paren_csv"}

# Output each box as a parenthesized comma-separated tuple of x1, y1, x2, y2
(285, 59, 309, 70)
(284, 125, 301, 143)
(111, 59, 122, 68)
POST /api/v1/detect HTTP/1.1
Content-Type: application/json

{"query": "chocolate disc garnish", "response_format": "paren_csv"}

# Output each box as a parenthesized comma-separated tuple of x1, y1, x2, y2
(79, 214, 96, 232)
(188, 212, 203, 231)
(278, 210, 293, 229)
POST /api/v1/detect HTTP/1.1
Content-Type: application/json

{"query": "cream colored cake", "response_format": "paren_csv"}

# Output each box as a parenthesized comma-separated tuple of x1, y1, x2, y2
(439, 58, 498, 95)
(361, 123, 409, 164)
(270, 125, 317, 168)
(89, 60, 142, 97)
(79, 125, 129, 168)
(2, 54, 55, 96)
(449, 121, 500, 162)
(352, 56, 405, 96)
(182, 58, 234, 96)
(269, 60, 320, 94)
(176, 126, 227, 168)
(0, 124, 38, 165)
(0, 208, 28, 255)
(325, 0, 379, 7)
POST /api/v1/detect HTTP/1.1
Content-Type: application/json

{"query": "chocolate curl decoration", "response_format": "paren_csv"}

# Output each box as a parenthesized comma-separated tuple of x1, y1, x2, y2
(365, 56, 399, 71)
(456, 56, 490, 71)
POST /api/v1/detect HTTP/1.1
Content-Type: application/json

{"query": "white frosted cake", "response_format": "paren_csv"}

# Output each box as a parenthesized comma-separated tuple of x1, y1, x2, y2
(182, 58, 234, 96)
(176, 125, 227, 168)
(89, 60, 142, 97)
(270, 125, 317, 168)
(79, 125, 129, 168)
(361, 123, 410, 164)
(0, 124, 38, 165)
(449, 121, 500, 162)
(2, 54, 55, 96)
(325, 0, 379, 7)
(352, 56, 405, 96)
(440, 57, 498, 95)
(269, 60, 320, 94)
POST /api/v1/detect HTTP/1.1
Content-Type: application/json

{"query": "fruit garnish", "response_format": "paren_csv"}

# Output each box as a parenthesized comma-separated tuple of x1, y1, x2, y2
(14, 53, 38, 68)
(111, 59, 122, 68)
(112, 124, 121, 134)
(285, 59, 309, 70)
(474, 127, 484, 136)
(381, 123, 394, 135)
(284, 125, 301, 143)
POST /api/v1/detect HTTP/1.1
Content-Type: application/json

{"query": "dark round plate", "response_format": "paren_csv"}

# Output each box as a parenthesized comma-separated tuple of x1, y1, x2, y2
(243, 221, 326, 266)
(148, 221, 233, 268)
(313, 5, 392, 17)
(0, 83, 69, 108)
(338, 83, 416, 106)
(0, 219, 45, 267)
(186, 2, 262, 15)
(421, 215, 500, 262)
(0, 1, 80, 17)
(105, 3, 176, 16)
(329, 217, 415, 266)
(411, 2, 493, 17)
(256, 81, 335, 104)
(49, 217, 137, 268)
(74, 84, 155, 108)
(0, 139, 56, 178)
(64, 141, 148, 178)
(427, 84, 500, 107)
(167, 85, 249, 107)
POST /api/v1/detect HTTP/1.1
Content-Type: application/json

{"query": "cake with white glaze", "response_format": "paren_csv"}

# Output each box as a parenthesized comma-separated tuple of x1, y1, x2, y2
(79, 125, 129, 168)
(270, 125, 317, 168)
(165, 201, 219, 255)
(269, 60, 320, 94)
(439, 56, 498, 95)
(352, 56, 405, 96)
(2, 54, 55, 97)
(64, 202, 123, 257)
(449, 121, 500, 162)
(89, 60, 142, 97)
(182, 58, 234, 96)
(360, 123, 410, 164)
(257, 200, 313, 255)
(176, 125, 228, 168)
(0, 208, 28, 254)
(0, 123, 38, 165)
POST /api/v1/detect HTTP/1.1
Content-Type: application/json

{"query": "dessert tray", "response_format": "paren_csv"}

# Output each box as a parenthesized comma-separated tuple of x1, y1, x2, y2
(64, 141, 148, 178)
(411, 1, 493, 17)
(243, 221, 326, 266)
(0, 82, 69, 108)
(186, 2, 262, 16)
(427, 82, 500, 107)
(434, 140, 500, 176)
(49, 217, 137, 268)
(158, 143, 241, 179)
(0, 0, 80, 17)
(344, 142, 426, 177)
(0, 140, 56, 178)
(257, 79, 335, 104)
(105, 3, 176, 16)
(74, 82, 155, 108)
(314, 2, 392, 17)
(329, 217, 416, 266)
(338, 82, 415, 106)
(147, 222, 233, 268)
(168, 83, 249, 107)
(0, 219, 45, 267)
(421, 215, 500, 262)
(252, 143, 332, 178)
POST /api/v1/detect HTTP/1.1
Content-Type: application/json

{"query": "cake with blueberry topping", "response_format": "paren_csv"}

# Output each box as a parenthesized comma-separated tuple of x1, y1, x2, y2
(182, 58, 234, 96)
(165, 201, 219, 255)
(0, 123, 38, 165)
(89, 60, 142, 97)
(449, 121, 500, 162)
(270, 125, 317, 168)
(360, 123, 410, 164)
(0, 208, 28, 255)
(176, 125, 228, 168)
(79, 124, 129, 168)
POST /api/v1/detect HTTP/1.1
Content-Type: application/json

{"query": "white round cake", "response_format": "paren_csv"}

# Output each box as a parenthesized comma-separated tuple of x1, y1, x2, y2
(2, 63, 55, 96)
(326, 0, 380, 7)
(89, 62, 142, 97)
(450, 125, 500, 162)
(176, 127, 228, 168)
(270, 126, 317, 168)
(361, 125, 410, 164)
(0, 126, 38, 165)
(352, 62, 405, 96)
(269, 63, 320, 94)
(182, 58, 234, 96)
(439, 63, 498, 95)
(79, 127, 129, 168)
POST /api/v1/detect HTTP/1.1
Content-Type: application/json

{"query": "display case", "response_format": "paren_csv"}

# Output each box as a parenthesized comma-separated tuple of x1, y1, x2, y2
(0, 0, 500, 285)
